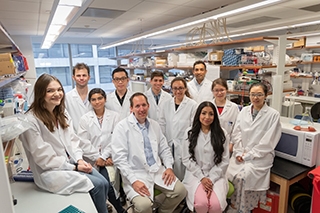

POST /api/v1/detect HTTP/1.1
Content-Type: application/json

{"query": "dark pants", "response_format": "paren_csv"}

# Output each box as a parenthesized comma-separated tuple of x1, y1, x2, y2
(99, 166, 124, 213)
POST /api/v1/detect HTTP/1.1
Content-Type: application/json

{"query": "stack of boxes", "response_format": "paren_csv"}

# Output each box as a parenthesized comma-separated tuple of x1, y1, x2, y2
(222, 48, 241, 66)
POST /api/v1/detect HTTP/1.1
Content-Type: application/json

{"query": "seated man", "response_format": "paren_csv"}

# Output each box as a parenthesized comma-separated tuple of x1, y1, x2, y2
(111, 92, 186, 213)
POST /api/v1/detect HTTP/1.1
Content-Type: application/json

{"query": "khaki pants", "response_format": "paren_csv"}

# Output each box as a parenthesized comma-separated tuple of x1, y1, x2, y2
(131, 180, 186, 213)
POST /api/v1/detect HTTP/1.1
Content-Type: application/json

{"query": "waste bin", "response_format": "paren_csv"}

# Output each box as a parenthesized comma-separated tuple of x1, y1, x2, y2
(308, 166, 320, 213)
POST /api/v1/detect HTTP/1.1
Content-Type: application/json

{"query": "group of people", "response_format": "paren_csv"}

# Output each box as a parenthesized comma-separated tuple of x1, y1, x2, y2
(19, 60, 282, 213)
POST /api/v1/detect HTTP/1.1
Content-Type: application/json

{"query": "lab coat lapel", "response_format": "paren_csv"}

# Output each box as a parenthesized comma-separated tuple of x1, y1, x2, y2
(87, 110, 100, 130)
(128, 113, 141, 133)
(72, 89, 87, 111)
(251, 103, 267, 124)
(175, 95, 187, 114)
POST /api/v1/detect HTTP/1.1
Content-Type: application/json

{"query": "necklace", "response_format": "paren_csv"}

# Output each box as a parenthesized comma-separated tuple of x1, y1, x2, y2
(97, 115, 103, 125)
(202, 131, 210, 140)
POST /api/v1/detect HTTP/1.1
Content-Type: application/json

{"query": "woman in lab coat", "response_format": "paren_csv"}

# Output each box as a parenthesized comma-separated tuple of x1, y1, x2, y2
(159, 77, 197, 180)
(226, 82, 282, 213)
(211, 78, 239, 154)
(182, 101, 229, 213)
(19, 74, 109, 213)
(77, 88, 124, 213)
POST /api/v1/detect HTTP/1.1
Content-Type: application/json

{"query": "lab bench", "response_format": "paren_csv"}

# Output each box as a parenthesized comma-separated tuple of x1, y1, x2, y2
(270, 157, 313, 213)
(11, 181, 97, 213)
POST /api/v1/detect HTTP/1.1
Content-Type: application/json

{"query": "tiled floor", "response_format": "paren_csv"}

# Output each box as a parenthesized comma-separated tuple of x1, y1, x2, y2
(112, 193, 184, 213)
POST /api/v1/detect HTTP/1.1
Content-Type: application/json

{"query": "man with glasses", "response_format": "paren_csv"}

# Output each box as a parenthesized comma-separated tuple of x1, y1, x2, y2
(66, 63, 92, 132)
(187, 60, 213, 104)
(106, 67, 133, 120)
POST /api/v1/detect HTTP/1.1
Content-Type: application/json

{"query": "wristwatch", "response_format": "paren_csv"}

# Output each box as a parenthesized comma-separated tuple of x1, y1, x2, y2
(74, 163, 78, 171)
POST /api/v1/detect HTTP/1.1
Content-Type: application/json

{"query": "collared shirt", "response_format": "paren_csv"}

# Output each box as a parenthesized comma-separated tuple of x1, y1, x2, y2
(151, 89, 161, 105)
(115, 90, 127, 106)
(193, 79, 204, 91)
(134, 116, 156, 166)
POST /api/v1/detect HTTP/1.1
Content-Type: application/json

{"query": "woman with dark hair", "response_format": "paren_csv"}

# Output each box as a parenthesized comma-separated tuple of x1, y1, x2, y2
(77, 88, 124, 213)
(226, 82, 281, 213)
(19, 74, 109, 213)
(182, 101, 229, 213)
(159, 77, 197, 180)
(211, 78, 239, 153)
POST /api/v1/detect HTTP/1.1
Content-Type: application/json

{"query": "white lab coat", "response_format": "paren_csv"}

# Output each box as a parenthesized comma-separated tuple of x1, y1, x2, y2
(77, 107, 121, 197)
(111, 113, 177, 200)
(226, 103, 282, 190)
(19, 111, 93, 194)
(187, 78, 213, 104)
(105, 90, 133, 120)
(77, 107, 120, 163)
(182, 128, 229, 211)
(159, 96, 197, 180)
(144, 88, 172, 121)
(65, 88, 91, 132)
(212, 98, 239, 143)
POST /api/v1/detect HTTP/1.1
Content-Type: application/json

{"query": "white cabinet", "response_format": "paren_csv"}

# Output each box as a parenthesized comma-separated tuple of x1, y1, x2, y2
(0, 137, 15, 212)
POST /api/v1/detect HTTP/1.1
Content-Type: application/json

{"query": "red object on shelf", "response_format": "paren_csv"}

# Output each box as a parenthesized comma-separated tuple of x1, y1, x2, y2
(308, 166, 320, 213)
(252, 190, 279, 213)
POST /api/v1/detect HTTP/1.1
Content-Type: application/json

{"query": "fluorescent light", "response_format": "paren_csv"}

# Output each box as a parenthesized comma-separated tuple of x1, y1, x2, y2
(41, 0, 93, 49)
(51, 6, 75, 25)
(291, 20, 320, 28)
(210, 0, 281, 19)
(59, 0, 84, 7)
(99, 0, 282, 50)
(148, 20, 320, 50)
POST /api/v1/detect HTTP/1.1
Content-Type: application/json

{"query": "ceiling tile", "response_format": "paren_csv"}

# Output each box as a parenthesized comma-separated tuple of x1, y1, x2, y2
(0, 11, 38, 21)
(82, 8, 125, 19)
(89, 0, 143, 10)
(129, 1, 179, 14)
(145, 0, 192, 5)
(163, 6, 206, 17)
(72, 17, 113, 28)
(184, 0, 240, 9)
(0, 0, 39, 13)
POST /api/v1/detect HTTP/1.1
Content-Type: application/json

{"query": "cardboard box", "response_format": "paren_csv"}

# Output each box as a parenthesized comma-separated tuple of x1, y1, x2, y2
(0, 53, 16, 75)
(313, 55, 320, 62)
(209, 51, 224, 61)
(253, 46, 265, 51)
(252, 190, 279, 213)
(293, 37, 305, 48)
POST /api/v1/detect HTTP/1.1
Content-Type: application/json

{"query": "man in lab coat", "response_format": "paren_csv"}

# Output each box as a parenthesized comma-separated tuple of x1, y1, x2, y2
(105, 67, 132, 120)
(187, 60, 213, 104)
(111, 92, 187, 213)
(144, 71, 172, 122)
(65, 63, 92, 132)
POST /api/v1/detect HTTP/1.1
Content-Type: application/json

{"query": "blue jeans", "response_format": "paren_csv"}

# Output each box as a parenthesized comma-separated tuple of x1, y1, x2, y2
(84, 168, 109, 213)
(99, 166, 124, 213)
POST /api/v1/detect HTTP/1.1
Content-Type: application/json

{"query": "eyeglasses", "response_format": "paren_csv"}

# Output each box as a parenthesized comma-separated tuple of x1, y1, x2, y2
(113, 77, 128, 82)
(213, 89, 226, 93)
(249, 93, 265, 98)
(172, 87, 185, 91)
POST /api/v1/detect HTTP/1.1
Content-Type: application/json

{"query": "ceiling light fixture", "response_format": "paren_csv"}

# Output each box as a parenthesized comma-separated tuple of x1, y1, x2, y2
(41, 0, 93, 49)
(99, 0, 282, 50)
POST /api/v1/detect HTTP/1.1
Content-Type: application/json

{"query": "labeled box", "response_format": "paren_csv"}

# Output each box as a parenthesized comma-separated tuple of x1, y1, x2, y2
(293, 37, 305, 48)
(0, 53, 16, 75)
(252, 190, 279, 213)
